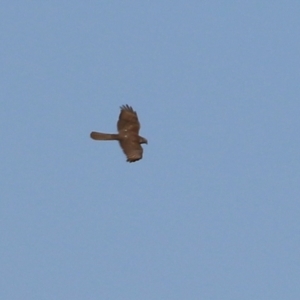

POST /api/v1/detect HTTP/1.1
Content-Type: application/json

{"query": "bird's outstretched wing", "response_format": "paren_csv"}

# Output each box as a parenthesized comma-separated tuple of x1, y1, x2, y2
(118, 136, 143, 162)
(117, 105, 140, 134)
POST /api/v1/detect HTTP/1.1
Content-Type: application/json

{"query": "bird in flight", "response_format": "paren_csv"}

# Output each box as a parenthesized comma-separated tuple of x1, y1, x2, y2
(90, 105, 148, 162)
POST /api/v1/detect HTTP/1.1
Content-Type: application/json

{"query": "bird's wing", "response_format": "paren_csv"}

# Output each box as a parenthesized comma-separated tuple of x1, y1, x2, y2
(118, 137, 143, 162)
(117, 105, 140, 134)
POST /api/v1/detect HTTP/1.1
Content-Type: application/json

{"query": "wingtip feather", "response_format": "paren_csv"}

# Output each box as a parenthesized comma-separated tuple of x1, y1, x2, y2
(120, 104, 134, 112)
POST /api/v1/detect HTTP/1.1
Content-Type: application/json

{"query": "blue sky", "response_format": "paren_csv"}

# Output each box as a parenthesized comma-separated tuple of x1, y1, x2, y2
(1, 1, 300, 299)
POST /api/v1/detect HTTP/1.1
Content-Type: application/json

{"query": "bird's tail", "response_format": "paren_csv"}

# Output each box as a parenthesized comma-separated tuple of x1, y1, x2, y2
(90, 131, 120, 141)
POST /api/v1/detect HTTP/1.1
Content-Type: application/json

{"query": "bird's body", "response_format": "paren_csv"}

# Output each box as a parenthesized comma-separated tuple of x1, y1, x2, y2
(90, 105, 147, 162)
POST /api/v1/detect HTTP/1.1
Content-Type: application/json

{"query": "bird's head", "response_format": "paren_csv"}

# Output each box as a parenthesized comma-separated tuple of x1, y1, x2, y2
(139, 137, 148, 144)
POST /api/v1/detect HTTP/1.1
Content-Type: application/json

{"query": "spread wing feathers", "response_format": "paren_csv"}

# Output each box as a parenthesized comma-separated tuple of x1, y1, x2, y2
(117, 105, 140, 134)
(119, 138, 143, 162)
(90, 132, 120, 141)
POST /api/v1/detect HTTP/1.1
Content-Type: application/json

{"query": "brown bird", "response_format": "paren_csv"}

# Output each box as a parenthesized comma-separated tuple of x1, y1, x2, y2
(90, 105, 148, 162)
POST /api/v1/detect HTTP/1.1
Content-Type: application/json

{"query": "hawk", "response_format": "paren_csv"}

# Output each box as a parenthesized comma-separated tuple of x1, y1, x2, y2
(90, 105, 148, 162)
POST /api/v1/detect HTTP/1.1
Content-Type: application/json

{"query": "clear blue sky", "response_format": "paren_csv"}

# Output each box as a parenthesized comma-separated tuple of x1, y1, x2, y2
(1, 2, 300, 299)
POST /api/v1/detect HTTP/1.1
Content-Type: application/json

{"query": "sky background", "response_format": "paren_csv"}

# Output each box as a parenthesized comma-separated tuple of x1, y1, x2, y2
(1, 1, 300, 299)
